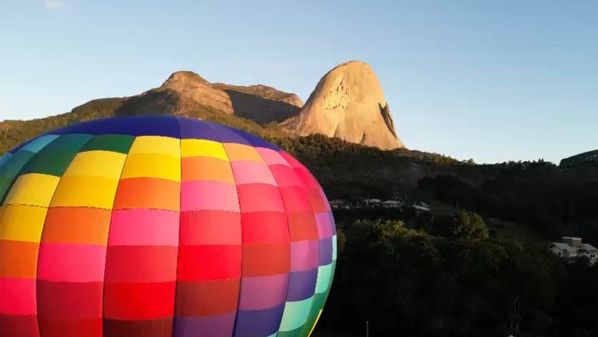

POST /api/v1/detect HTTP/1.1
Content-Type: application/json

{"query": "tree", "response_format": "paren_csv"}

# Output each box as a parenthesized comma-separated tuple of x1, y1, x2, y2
(426, 211, 489, 240)
(453, 211, 489, 240)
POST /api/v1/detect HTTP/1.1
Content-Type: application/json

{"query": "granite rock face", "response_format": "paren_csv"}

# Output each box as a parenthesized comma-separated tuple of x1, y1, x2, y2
(282, 61, 403, 149)
(159, 71, 234, 115)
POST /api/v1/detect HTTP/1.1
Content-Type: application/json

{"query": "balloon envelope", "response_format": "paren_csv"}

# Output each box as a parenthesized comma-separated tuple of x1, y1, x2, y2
(0, 116, 336, 337)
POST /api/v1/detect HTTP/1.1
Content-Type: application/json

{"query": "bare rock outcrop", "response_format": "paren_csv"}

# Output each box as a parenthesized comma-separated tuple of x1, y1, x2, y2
(159, 71, 234, 114)
(281, 61, 404, 149)
(114, 71, 301, 123)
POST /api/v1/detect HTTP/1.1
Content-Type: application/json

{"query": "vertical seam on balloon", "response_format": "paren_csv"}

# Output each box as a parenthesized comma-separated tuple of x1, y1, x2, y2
(281, 153, 321, 337)
(248, 143, 293, 337)
(34, 134, 96, 337)
(171, 117, 184, 336)
(99, 134, 136, 336)
(0, 135, 60, 337)
(304, 172, 335, 337)
(204, 123, 243, 337)
(300, 172, 329, 337)
(273, 151, 302, 337)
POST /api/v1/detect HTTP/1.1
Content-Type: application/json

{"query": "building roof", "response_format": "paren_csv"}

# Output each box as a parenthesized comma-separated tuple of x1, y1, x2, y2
(550, 242, 598, 254)
(550, 243, 578, 254)
(580, 243, 598, 252)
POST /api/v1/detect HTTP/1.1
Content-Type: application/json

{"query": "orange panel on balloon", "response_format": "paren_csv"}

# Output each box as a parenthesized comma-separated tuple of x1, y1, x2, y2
(113, 178, 180, 211)
(0, 241, 39, 278)
(181, 157, 234, 183)
(42, 207, 111, 245)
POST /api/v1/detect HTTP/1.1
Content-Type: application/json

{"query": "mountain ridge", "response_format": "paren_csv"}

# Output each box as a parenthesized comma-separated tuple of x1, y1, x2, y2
(0, 61, 405, 151)
(560, 149, 598, 167)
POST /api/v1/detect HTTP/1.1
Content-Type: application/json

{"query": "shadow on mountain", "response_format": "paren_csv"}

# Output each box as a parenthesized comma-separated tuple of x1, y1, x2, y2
(223, 89, 300, 124)
(114, 90, 180, 116)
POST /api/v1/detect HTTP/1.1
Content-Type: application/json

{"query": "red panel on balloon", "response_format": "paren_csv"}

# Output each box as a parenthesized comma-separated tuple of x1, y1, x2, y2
(242, 244, 290, 276)
(177, 245, 242, 281)
(175, 279, 241, 316)
(103, 282, 176, 320)
(104, 246, 178, 283)
(37, 280, 103, 319)
(237, 184, 285, 213)
(179, 211, 241, 246)
(287, 212, 319, 241)
(241, 212, 289, 244)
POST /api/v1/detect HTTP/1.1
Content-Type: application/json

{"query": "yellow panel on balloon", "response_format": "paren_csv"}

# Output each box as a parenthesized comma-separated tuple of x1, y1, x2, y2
(120, 153, 181, 181)
(63, 150, 127, 178)
(181, 139, 229, 161)
(0, 204, 48, 242)
(51, 175, 120, 209)
(3, 173, 60, 207)
(128, 136, 181, 156)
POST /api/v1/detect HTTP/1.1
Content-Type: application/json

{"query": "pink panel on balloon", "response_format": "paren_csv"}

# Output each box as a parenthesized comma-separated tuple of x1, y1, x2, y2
(109, 209, 179, 246)
(231, 161, 277, 185)
(181, 181, 239, 212)
(37, 244, 106, 282)
(0, 278, 37, 314)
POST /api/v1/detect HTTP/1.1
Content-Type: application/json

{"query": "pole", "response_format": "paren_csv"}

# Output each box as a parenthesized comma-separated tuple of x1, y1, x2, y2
(366, 320, 369, 337)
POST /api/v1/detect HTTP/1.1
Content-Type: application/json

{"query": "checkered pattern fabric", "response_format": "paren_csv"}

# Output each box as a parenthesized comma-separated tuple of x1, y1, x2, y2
(0, 116, 336, 337)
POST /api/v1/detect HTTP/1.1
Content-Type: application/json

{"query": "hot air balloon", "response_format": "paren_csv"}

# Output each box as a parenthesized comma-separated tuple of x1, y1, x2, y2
(0, 116, 336, 337)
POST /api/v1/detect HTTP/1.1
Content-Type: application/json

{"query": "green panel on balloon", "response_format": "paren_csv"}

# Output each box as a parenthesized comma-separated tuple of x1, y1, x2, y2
(80, 134, 135, 154)
(279, 297, 314, 332)
(0, 154, 10, 167)
(332, 235, 338, 259)
(0, 151, 36, 202)
(21, 134, 93, 176)
(301, 260, 337, 337)
(19, 135, 60, 153)
(314, 263, 334, 294)
(278, 326, 306, 337)
(301, 293, 328, 337)
(0, 151, 36, 177)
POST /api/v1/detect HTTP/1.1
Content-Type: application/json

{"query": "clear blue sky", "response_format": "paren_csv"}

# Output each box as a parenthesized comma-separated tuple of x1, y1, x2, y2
(1, 0, 596, 164)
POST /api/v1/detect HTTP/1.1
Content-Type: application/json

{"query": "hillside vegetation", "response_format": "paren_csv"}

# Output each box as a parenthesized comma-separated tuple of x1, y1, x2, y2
(0, 95, 285, 154)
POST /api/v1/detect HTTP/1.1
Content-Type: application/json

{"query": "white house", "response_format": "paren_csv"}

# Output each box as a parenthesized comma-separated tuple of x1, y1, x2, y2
(549, 237, 598, 265)
(412, 201, 431, 212)
(363, 198, 383, 207)
(382, 200, 401, 208)
(329, 199, 348, 209)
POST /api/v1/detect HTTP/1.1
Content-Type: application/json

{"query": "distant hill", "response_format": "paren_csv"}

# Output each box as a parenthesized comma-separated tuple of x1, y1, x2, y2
(560, 150, 598, 168)
(0, 95, 283, 155)
(1, 61, 407, 153)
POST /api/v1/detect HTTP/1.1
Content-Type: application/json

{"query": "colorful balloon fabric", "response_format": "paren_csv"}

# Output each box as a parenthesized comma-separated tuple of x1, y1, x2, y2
(0, 116, 336, 337)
